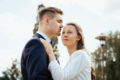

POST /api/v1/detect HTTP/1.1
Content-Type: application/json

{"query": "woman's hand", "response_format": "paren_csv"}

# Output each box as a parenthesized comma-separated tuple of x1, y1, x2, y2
(40, 38, 53, 55)
(40, 38, 56, 61)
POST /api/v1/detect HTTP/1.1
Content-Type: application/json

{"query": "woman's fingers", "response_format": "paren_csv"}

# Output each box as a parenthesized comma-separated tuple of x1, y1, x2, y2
(40, 38, 55, 61)
(40, 38, 45, 44)
(40, 38, 47, 48)
(40, 38, 53, 54)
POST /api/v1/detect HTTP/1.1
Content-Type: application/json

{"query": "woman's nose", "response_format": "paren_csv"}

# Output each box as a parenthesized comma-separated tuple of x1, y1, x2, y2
(63, 33, 68, 36)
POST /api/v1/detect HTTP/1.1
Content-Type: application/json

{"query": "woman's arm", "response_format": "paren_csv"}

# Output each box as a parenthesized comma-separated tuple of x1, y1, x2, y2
(40, 39, 89, 80)
(48, 52, 88, 80)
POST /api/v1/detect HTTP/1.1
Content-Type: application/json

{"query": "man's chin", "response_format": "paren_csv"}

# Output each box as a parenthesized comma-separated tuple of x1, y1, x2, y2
(56, 33, 61, 36)
(52, 34, 60, 37)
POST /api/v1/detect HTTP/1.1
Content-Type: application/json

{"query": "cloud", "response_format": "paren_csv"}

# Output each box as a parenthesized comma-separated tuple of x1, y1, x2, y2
(31, 0, 120, 20)
(0, 12, 34, 76)
(30, 0, 106, 16)
(0, 13, 33, 40)
(104, 0, 120, 13)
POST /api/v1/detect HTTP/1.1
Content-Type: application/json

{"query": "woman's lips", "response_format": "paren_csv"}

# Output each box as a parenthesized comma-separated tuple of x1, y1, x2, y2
(63, 39, 68, 41)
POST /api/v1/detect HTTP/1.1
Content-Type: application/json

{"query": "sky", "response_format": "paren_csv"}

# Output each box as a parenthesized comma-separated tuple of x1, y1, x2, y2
(0, 0, 120, 76)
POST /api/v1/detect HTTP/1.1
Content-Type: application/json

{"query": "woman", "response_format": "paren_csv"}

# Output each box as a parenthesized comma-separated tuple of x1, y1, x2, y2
(40, 22, 95, 80)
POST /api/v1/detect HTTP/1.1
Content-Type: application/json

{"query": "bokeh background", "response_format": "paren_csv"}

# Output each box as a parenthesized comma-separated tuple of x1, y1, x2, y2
(0, 0, 120, 80)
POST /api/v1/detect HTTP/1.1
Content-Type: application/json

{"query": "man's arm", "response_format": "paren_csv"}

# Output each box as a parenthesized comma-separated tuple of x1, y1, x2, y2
(25, 39, 50, 80)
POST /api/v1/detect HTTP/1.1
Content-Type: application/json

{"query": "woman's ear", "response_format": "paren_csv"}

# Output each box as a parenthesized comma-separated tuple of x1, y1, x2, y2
(77, 36, 81, 41)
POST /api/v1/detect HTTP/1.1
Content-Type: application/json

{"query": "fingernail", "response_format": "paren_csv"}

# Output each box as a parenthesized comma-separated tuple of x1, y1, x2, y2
(40, 38, 42, 41)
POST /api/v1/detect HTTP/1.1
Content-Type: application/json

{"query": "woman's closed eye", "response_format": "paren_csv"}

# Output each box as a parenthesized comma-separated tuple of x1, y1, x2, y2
(67, 31, 73, 34)
(62, 31, 72, 34)
(68, 31, 72, 33)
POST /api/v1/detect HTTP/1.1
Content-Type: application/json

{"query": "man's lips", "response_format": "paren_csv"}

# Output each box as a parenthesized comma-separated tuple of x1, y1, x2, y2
(59, 28, 62, 31)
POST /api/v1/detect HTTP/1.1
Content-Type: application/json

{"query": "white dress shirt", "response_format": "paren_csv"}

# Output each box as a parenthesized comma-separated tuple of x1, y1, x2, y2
(48, 50, 91, 80)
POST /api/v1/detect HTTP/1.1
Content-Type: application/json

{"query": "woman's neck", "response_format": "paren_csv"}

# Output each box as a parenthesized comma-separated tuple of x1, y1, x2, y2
(67, 44, 77, 56)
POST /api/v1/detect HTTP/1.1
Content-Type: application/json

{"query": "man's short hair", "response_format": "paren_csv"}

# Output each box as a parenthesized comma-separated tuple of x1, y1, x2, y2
(38, 7, 63, 21)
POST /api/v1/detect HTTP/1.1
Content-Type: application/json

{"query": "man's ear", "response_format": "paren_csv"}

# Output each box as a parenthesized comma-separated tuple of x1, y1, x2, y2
(44, 18, 49, 25)
(44, 15, 50, 25)
(46, 18, 49, 23)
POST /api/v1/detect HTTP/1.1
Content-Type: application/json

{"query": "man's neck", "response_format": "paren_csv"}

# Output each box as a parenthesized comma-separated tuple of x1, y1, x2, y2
(37, 30, 51, 43)
(38, 28, 53, 39)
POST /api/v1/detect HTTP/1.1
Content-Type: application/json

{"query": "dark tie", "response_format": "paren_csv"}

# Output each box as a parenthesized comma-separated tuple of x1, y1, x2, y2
(50, 40, 53, 45)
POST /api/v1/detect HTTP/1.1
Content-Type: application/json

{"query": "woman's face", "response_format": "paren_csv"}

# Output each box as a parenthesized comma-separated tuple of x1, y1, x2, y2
(61, 25, 80, 47)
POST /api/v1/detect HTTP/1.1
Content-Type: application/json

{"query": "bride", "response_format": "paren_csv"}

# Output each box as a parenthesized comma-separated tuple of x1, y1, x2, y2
(40, 22, 95, 80)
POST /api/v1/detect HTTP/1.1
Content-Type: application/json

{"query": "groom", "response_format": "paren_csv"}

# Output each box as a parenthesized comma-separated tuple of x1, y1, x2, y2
(21, 7, 63, 80)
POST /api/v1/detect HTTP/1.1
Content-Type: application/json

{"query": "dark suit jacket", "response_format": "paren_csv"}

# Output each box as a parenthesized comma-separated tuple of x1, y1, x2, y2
(21, 33, 53, 80)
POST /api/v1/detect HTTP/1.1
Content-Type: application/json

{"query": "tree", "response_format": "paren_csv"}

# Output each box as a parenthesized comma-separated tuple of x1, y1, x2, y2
(33, 4, 45, 34)
(92, 31, 120, 80)
(0, 59, 22, 80)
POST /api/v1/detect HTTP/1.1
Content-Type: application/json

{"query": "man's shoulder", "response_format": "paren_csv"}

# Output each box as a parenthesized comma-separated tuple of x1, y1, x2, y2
(22, 37, 45, 57)
(27, 37, 39, 45)
(24, 36, 44, 49)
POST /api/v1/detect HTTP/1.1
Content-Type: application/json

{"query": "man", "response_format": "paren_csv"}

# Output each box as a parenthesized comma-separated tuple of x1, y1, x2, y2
(21, 7, 63, 80)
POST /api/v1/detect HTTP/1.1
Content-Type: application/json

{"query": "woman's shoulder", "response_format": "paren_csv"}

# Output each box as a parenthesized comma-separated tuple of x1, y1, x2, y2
(73, 50, 91, 62)
(70, 50, 85, 60)
(73, 50, 87, 56)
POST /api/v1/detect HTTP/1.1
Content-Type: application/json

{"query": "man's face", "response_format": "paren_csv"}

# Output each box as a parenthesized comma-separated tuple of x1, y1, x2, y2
(48, 14, 63, 37)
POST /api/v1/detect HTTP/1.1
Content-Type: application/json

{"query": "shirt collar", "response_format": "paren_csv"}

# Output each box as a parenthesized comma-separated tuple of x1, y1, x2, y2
(37, 31, 51, 43)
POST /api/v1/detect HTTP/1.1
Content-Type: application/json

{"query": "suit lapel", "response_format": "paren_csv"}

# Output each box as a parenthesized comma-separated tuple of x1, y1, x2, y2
(33, 33, 45, 40)
(33, 33, 53, 45)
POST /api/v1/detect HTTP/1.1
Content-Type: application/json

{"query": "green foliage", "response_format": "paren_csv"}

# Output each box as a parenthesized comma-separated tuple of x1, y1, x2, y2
(33, 4, 45, 34)
(0, 60, 22, 80)
(51, 37, 58, 52)
(92, 31, 120, 80)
